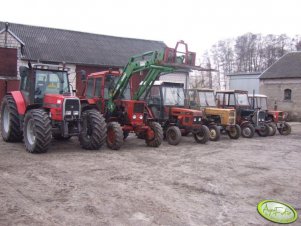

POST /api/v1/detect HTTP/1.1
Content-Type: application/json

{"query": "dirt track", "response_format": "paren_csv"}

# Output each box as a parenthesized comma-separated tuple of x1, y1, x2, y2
(0, 123, 301, 226)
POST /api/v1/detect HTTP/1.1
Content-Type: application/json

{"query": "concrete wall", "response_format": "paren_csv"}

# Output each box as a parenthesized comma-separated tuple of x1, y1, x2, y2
(228, 75, 260, 93)
(260, 78, 301, 121)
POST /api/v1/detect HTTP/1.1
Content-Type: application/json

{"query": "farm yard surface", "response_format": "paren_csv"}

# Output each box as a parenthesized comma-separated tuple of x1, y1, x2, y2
(0, 123, 300, 226)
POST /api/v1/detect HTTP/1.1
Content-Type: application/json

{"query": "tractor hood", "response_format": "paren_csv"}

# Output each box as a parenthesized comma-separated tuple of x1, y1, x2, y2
(204, 107, 235, 115)
(43, 94, 80, 108)
(171, 107, 203, 117)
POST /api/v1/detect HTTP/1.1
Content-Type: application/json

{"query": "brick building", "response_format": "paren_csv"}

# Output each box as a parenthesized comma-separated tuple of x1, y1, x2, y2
(259, 52, 301, 121)
(0, 21, 166, 101)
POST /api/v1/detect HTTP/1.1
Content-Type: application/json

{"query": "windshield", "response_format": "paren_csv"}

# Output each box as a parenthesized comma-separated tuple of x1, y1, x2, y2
(235, 93, 249, 106)
(198, 91, 216, 107)
(104, 75, 131, 100)
(34, 70, 69, 101)
(257, 97, 268, 110)
(162, 86, 185, 106)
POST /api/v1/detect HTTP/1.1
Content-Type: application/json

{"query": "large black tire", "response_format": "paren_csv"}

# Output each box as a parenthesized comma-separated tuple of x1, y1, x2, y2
(257, 124, 270, 137)
(227, 124, 241, 139)
(106, 122, 123, 150)
(278, 122, 291, 135)
(0, 95, 23, 142)
(166, 126, 181, 145)
(193, 125, 210, 144)
(241, 124, 255, 138)
(145, 122, 163, 147)
(79, 109, 106, 150)
(208, 125, 220, 141)
(23, 109, 52, 153)
(267, 122, 277, 136)
(53, 133, 71, 141)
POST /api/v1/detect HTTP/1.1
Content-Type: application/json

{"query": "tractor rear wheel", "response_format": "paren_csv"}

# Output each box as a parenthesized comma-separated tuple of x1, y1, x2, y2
(145, 122, 163, 147)
(208, 125, 220, 141)
(166, 126, 181, 145)
(23, 109, 52, 153)
(278, 122, 291, 135)
(227, 124, 241, 139)
(79, 109, 106, 150)
(267, 122, 277, 136)
(241, 124, 255, 138)
(257, 124, 270, 137)
(0, 95, 23, 142)
(106, 122, 123, 150)
(193, 125, 210, 144)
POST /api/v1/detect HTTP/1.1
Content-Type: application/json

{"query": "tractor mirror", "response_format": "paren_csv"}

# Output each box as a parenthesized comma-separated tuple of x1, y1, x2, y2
(19, 66, 29, 78)
(80, 70, 86, 81)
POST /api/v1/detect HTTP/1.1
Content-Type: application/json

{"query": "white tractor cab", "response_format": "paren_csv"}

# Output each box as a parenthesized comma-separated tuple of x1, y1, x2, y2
(248, 94, 291, 135)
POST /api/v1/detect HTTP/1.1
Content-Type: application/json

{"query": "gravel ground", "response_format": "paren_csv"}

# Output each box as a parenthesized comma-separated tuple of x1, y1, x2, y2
(0, 123, 300, 226)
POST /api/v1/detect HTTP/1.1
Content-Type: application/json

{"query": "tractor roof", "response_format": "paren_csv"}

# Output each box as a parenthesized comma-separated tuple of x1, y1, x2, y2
(248, 94, 267, 98)
(153, 81, 184, 87)
(216, 90, 248, 94)
(189, 88, 214, 92)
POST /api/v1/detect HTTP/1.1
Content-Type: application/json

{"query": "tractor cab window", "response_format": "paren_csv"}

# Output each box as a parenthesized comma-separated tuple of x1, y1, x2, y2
(94, 78, 102, 97)
(86, 78, 94, 98)
(216, 93, 224, 106)
(34, 70, 69, 103)
(104, 75, 131, 100)
(198, 91, 216, 107)
(235, 93, 249, 106)
(258, 97, 268, 110)
(188, 90, 197, 107)
(162, 86, 184, 106)
(147, 86, 161, 105)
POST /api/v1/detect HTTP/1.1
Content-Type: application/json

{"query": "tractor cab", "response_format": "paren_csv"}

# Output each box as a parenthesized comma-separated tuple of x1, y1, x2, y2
(19, 64, 71, 106)
(188, 88, 217, 108)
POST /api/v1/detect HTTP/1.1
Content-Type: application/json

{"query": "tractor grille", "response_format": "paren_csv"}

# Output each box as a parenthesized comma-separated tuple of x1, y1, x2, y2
(64, 98, 80, 119)
(257, 110, 266, 122)
(134, 103, 144, 113)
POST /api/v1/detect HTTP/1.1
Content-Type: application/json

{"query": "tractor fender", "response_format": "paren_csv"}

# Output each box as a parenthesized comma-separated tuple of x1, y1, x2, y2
(240, 120, 251, 127)
(10, 91, 26, 115)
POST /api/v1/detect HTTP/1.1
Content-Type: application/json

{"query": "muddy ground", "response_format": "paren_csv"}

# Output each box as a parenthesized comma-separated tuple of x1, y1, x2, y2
(0, 123, 300, 226)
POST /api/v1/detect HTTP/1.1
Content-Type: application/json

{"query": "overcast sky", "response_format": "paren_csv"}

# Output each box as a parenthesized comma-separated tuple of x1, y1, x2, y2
(1, 0, 300, 58)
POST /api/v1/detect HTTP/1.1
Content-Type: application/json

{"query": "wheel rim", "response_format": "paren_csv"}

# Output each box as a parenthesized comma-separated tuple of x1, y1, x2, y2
(243, 127, 251, 137)
(196, 131, 204, 139)
(2, 105, 10, 133)
(168, 130, 177, 141)
(229, 128, 237, 136)
(26, 119, 36, 146)
(209, 128, 216, 139)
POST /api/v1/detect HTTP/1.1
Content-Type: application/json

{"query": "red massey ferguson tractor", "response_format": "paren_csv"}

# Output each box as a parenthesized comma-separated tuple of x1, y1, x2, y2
(0, 64, 107, 153)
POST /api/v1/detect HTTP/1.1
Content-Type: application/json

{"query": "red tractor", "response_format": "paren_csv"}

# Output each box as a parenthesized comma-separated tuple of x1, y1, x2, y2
(80, 68, 163, 150)
(0, 64, 107, 153)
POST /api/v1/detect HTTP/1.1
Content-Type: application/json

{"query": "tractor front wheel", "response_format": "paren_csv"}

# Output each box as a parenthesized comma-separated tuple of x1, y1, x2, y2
(145, 122, 163, 147)
(79, 109, 106, 150)
(166, 126, 181, 145)
(0, 95, 23, 142)
(278, 122, 291, 135)
(227, 124, 241, 139)
(193, 125, 210, 144)
(106, 122, 123, 150)
(208, 125, 220, 141)
(241, 124, 255, 138)
(257, 124, 270, 137)
(23, 109, 52, 153)
(267, 122, 277, 136)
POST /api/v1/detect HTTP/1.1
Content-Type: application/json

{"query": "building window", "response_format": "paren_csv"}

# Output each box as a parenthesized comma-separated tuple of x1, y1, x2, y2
(284, 89, 292, 101)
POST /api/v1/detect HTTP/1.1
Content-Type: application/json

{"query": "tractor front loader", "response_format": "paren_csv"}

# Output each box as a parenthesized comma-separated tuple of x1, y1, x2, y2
(0, 64, 106, 153)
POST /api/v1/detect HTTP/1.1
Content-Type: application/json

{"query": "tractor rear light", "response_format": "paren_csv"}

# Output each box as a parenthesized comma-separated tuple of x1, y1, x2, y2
(132, 114, 137, 119)
(65, 111, 72, 115)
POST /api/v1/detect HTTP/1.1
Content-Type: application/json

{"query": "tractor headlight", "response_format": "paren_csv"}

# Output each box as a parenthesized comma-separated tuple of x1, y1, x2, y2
(198, 117, 201, 122)
(194, 118, 197, 122)
(139, 115, 143, 120)
(73, 111, 79, 116)
(132, 114, 137, 119)
(65, 111, 72, 115)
